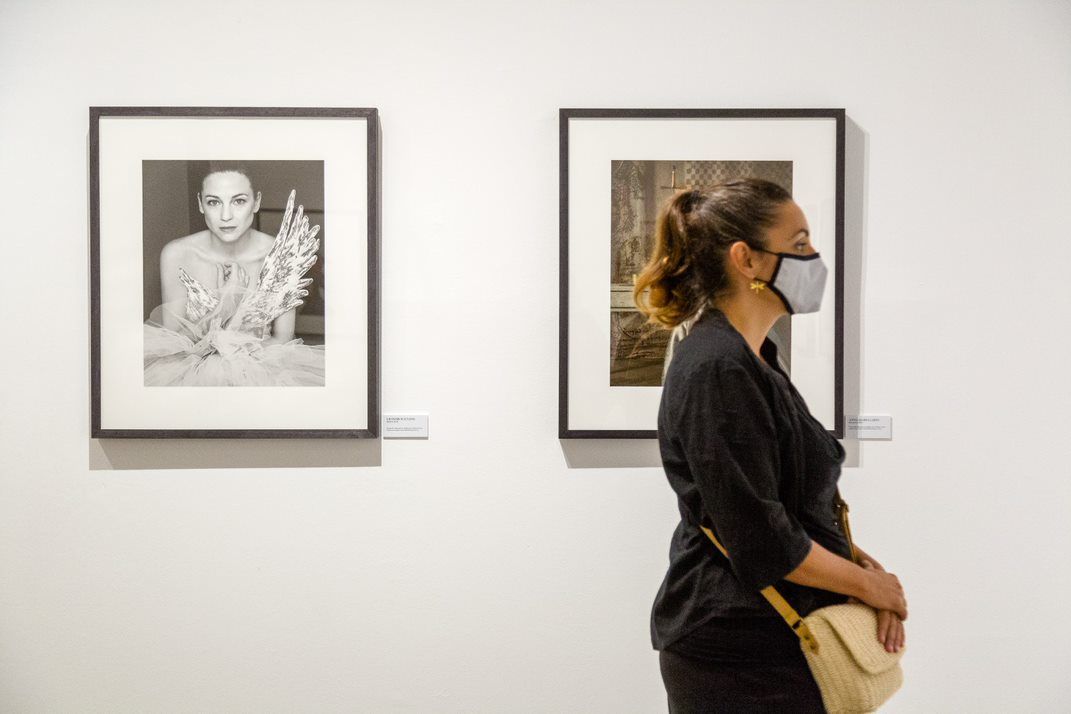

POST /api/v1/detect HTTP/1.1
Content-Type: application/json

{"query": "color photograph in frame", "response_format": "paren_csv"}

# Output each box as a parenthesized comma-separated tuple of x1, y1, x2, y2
(90, 107, 380, 438)
(560, 108, 844, 438)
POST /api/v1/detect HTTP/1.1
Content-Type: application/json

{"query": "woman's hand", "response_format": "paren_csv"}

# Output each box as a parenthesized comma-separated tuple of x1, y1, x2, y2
(216, 262, 250, 291)
(859, 560, 906, 617)
(858, 558, 906, 653)
(876, 607, 905, 653)
(859, 559, 908, 627)
(782, 539, 907, 648)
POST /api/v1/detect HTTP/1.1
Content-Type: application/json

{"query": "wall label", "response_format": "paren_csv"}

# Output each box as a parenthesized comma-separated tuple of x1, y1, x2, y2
(383, 414, 429, 439)
(845, 415, 892, 440)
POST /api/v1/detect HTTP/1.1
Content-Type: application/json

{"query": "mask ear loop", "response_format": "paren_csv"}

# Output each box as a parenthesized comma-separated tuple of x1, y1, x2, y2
(748, 246, 795, 314)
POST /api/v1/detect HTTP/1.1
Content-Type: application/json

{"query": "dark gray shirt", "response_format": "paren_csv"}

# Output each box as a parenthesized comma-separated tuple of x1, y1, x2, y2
(651, 308, 852, 650)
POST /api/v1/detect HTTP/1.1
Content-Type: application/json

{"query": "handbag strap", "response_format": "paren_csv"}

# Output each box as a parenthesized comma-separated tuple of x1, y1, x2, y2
(834, 491, 858, 564)
(700, 526, 820, 652)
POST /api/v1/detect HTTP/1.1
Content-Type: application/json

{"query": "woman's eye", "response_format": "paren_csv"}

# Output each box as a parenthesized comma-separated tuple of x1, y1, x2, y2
(207, 199, 219, 207)
(234, 198, 247, 205)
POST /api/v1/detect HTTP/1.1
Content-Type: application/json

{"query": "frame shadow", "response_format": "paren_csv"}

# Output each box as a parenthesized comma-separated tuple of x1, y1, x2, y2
(89, 437, 382, 470)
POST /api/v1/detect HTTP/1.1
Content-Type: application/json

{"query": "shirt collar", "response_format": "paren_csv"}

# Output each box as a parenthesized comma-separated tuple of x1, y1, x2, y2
(702, 307, 788, 377)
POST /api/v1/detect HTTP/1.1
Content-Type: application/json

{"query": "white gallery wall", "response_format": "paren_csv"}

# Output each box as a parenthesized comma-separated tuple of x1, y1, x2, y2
(1, 0, 1069, 711)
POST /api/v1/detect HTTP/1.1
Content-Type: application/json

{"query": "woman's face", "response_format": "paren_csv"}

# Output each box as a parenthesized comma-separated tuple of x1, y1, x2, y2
(198, 171, 261, 243)
(748, 200, 817, 314)
(762, 200, 814, 258)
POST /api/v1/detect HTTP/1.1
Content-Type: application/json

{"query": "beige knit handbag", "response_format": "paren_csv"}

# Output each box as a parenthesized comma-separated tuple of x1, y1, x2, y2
(701, 507, 904, 713)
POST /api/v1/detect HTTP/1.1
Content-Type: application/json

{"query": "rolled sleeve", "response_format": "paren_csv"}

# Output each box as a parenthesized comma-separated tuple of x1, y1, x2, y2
(675, 359, 812, 590)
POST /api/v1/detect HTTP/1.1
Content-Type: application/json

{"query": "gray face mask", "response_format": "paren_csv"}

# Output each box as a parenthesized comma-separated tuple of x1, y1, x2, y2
(756, 249, 829, 315)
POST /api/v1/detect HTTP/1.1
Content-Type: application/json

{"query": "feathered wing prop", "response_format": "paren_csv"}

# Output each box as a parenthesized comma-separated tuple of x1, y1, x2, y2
(178, 262, 250, 322)
(227, 189, 321, 332)
(179, 267, 220, 322)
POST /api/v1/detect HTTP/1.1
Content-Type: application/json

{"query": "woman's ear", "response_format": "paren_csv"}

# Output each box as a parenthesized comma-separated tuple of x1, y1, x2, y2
(727, 241, 757, 280)
(196, 193, 205, 215)
(253, 190, 262, 213)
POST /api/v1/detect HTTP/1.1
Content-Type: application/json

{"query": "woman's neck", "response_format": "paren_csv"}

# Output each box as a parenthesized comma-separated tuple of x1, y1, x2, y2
(712, 293, 781, 357)
(209, 229, 253, 259)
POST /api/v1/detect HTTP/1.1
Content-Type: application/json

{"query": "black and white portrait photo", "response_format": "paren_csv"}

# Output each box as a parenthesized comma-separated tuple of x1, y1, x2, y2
(141, 159, 326, 387)
(91, 107, 379, 437)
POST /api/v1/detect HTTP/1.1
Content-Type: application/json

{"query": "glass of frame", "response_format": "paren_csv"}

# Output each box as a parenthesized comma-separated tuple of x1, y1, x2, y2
(559, 108, 844, 438)
(90, 107, 380, 438)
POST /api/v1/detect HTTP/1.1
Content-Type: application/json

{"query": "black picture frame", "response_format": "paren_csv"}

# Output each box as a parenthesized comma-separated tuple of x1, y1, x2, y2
(90, 106, 381, 438)
(559, 108, 845, 439)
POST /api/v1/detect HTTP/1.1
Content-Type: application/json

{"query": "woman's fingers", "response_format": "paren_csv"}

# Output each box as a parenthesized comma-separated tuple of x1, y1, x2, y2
(886, 572, 907, 621)
(877, 609, 893, 647)
(876, 610, 906, 653)
(896, 577, 908, 622)
(863, 557, 907, 650)
(888, 616, 905, 653)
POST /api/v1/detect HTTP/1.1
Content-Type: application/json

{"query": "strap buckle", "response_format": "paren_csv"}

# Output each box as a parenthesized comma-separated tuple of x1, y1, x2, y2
(793, 620, 820, 653)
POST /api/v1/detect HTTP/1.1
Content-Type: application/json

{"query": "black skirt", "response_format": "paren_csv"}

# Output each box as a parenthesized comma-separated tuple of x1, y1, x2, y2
(658, 617, 825, 713)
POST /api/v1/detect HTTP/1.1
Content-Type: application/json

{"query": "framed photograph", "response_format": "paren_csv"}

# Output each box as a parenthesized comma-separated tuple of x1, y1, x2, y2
(90, 107, 380, 438)
(560, 108, 844, 438)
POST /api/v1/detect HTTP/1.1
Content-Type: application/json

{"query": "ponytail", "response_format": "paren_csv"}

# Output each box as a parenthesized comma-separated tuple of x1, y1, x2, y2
(633, 190, 704, 327)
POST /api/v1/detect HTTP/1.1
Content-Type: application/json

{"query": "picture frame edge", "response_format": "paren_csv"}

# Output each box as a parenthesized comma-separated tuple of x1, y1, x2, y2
(558, 108, 572, 439)
(91, 428, 378, 440)
(89, 106, 382, 440)
(559, 107, 847, 440)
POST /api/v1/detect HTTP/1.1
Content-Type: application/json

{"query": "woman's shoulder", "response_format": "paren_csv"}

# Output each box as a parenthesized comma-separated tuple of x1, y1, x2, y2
(667, 319, 783, 411)
(671, 314, 756, 375)
(160, 231, 210, 261)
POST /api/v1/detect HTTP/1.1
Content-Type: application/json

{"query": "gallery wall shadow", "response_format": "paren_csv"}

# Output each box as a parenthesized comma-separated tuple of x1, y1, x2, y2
(841, 116, 868, 469)
(559, 439, 662, 469)
(89, 438, 382, 471)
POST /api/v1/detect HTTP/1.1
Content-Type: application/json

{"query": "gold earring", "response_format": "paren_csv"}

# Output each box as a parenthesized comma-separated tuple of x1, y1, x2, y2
(749, 279, 767, 293)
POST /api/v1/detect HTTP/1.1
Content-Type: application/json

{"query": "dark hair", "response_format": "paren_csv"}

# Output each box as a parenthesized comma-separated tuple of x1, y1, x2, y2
(633, 178, 792, 327)
(201, 161, 256, 193)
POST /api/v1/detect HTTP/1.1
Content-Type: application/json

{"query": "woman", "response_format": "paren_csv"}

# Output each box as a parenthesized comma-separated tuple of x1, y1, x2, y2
(636, 180, 907, 713)
(144, 163, 324, 386)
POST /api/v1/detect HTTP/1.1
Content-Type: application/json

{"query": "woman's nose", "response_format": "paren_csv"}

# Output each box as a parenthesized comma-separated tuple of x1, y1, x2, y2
(221, 204, 233, 220)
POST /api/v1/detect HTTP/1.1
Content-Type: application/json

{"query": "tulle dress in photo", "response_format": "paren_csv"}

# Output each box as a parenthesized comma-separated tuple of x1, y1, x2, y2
(143, 191, 325, 387)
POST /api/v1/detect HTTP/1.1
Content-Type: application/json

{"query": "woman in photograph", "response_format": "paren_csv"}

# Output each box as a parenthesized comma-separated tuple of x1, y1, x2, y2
(144, 163, 325, 386)
(635, 179, 907, 712)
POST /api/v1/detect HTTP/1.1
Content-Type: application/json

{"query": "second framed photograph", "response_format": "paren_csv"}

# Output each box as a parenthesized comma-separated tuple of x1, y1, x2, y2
(560, 108, 844, 439)
(90, 107, 380, 438)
